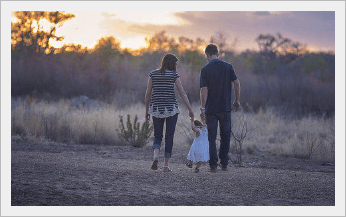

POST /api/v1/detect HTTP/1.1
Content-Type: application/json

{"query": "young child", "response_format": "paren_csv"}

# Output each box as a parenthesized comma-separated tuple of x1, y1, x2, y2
(186, 116, 209, 173)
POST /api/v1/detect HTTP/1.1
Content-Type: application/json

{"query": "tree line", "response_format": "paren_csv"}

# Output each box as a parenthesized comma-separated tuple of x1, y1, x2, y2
(11, 11, 335, 118)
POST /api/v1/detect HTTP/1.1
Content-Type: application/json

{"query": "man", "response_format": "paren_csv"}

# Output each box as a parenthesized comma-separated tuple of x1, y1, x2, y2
(200, 44, 241, 172)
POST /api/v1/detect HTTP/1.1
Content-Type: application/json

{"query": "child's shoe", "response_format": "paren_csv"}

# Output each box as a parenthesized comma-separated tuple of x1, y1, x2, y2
(186, 161, 193, 168)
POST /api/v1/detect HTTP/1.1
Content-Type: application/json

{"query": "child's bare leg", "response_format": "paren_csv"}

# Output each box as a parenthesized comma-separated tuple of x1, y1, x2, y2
(195, 162, 202, 173)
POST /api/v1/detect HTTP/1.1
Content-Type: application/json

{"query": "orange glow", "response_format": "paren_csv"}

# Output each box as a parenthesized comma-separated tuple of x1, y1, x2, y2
(10, 11, 335, 53)
(120, 36, 148, 50)
(49, 11, 182, 51)
(29, 18, 54, 33)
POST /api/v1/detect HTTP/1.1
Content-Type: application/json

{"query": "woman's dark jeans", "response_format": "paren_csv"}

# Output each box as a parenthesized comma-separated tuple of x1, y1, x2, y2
(206, 112, 231, 168)
(152, 114, 178, 158)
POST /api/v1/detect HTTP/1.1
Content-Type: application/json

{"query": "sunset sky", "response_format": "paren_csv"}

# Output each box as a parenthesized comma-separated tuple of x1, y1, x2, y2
(50, 11, 335, 52)
(8, 3, 336, 52)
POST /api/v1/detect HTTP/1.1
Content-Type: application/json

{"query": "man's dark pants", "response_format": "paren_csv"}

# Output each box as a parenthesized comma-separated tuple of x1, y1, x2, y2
(206, 112, 231, 169)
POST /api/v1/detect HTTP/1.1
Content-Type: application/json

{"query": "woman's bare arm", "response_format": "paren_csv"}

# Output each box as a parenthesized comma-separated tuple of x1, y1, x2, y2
(175, 77, 194, 119)
(144, 77, 153, 120)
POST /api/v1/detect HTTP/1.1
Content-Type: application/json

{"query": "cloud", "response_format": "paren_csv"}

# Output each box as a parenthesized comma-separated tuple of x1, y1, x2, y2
(254, 11, 271, 16)
(172, 11, 335, 51)
(99, 11, 335, 51)
(101, 12, 116, 18)
(99, 18, 144, 38)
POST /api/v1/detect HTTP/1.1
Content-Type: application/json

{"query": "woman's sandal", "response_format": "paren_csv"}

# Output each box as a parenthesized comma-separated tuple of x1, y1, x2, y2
(162, 166, 172, 172)
(194, 167, 199, 173)
(151, 160, 158, 170)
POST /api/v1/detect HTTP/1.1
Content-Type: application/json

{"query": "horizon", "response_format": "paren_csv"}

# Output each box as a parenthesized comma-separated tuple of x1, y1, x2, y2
(11, 10, 335, 53)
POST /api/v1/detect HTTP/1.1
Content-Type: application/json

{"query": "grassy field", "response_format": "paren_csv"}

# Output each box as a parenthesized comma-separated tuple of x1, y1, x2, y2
(11, 96, 335, 163)
(9, 95, 337, 210)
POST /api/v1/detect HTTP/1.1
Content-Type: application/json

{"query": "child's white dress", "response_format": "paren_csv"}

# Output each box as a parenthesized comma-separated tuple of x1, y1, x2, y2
(187, 128, 209, 162)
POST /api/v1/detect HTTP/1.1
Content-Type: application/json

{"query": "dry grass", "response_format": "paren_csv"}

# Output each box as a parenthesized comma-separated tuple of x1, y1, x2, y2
(11, 97, 335, 162)
(241, 107, 335, 162)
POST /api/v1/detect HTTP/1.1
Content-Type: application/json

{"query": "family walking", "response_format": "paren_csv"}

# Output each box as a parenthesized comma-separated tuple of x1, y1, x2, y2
(144, 44, 241, 172)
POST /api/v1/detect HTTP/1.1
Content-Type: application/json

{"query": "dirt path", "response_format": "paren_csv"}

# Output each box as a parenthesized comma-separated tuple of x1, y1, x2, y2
(11, 141, 335, 206)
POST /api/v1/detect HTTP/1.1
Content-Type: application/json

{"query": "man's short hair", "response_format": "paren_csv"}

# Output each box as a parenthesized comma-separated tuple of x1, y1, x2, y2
(205, 44, 218, 56)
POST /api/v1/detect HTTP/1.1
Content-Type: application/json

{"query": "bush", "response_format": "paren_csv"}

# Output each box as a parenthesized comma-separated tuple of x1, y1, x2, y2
(117, 114, 153, 148)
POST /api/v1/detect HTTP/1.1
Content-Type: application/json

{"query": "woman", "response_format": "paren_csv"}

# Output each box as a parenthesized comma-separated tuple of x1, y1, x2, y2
(145, 53, 194, 172)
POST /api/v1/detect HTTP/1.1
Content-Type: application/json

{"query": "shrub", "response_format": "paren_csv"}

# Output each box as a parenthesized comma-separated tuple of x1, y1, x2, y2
(231, 111, 255, 165)
(117, 114, 153, 148)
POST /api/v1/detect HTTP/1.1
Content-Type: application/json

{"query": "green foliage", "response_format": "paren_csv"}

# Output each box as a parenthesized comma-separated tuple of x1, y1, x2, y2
(244, 56, 255, 69)
(182, 50, 205, 72)
(117, 114, 153, 148)
(302, 56, 327, 73)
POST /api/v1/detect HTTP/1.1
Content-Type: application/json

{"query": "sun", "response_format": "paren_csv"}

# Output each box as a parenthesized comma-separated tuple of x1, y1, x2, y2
(120, 36, 148, 50)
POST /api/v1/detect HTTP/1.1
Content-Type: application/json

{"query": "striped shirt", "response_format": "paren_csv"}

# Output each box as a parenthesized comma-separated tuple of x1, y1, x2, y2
(149, 69, 180, 118)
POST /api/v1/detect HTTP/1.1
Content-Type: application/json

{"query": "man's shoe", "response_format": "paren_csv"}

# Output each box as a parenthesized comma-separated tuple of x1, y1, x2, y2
(151, 160, 158, 170)
(219, 163, 228, 171)
(208, 167, 217, 172)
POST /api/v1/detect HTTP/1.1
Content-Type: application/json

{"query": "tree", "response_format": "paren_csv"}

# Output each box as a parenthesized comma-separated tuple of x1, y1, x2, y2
(178, 36, 194, 52)
(90, 36, 122, 94)
(11, 11, 75, 55)
(255, 33, 280, 60)
(256, 33, 306, 62)
(210, 31, 227, 51)
(210, 31, 237, 55)
(58, 43, 89, 54)
(92, 36, 121, 67)
(144, 30, 177, 52)
(178, 36, 206, 53)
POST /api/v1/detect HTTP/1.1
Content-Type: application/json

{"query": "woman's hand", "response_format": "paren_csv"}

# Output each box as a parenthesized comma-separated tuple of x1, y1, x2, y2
(145, 112, 150, 121)
(188, 109, 194, 121)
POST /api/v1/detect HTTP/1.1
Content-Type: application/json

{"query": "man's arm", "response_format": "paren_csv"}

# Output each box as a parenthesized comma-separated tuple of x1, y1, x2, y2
(232, 79, 241, 109)
(200, 87, 208, 118)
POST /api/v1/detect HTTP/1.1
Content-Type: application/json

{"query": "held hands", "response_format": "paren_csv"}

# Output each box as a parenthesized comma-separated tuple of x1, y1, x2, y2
(233, 100, 241, 111)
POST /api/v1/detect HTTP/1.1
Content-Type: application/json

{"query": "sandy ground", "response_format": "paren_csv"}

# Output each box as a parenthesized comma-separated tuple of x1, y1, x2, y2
(11, 141, 334, 206)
